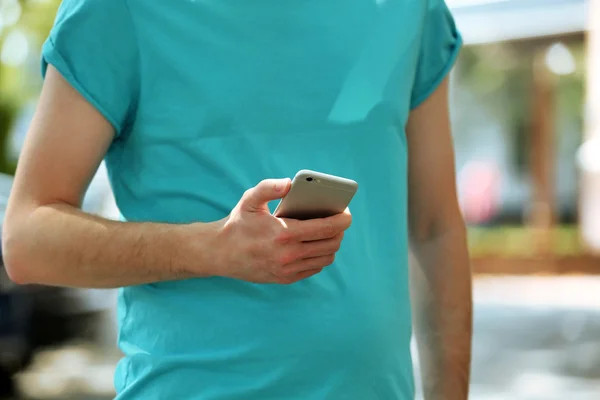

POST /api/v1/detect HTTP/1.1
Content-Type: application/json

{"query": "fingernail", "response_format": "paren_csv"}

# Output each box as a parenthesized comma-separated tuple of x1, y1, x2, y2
(274, 181, 282, 192)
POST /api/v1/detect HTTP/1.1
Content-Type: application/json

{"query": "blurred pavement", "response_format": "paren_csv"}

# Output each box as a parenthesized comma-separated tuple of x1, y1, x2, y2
(468, 276, 600, 400)
(14, 276, 600, 400)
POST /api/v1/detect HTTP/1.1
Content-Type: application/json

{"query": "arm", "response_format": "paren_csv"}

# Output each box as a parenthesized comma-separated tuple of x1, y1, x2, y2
(2, 66, 219, 288)
(406, 78, 472, 399)
(3, 66, 350, 288)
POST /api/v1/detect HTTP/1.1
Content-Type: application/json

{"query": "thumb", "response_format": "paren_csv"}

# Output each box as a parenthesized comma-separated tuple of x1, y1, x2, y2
(240, 178, 291, 212)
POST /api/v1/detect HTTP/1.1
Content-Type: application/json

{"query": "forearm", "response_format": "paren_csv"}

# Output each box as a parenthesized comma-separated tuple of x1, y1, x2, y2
(3, 203, 219, 288)
(409, 225, 472, 400)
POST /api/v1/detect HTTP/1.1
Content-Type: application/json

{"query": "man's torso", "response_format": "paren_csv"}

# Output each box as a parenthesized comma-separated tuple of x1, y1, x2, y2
(102, 1, 425, 398)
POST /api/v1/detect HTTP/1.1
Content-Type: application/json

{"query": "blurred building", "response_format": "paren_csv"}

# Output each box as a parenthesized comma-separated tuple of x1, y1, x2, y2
(448, 0, 588, 231)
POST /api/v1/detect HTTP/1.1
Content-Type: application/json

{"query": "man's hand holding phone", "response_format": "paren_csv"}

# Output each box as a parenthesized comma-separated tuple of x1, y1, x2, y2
(211, 178, 352, 284)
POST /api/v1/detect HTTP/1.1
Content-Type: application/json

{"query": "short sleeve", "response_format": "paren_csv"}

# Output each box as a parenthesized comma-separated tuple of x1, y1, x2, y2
(41, 0, 140, 136)
(410, 0, 462, 110)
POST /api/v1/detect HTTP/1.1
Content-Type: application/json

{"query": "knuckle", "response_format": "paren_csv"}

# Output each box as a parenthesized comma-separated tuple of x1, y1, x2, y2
(271, 265, 290, 278)
(295, 246, 310, 260)
(241, 188, 253, 200)
(276, 251, 296, 267)
(325, 254, 336, 265)
(256, 179, 269, 190)
(259, 179, 276, 192)
(275, 231, 292, 245)
(277, 264, 299, 277)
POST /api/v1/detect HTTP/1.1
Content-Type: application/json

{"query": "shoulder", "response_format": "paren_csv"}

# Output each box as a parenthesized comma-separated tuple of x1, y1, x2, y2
(48, 0, 138, 58)
(43, 0, 140, 135)
(410, 0, 461, 109)
(52, 0, 134, 32)
(55, 0, 131, 15)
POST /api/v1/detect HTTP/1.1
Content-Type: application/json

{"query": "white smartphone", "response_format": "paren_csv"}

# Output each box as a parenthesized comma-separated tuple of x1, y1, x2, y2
(273, 169, 358, 220)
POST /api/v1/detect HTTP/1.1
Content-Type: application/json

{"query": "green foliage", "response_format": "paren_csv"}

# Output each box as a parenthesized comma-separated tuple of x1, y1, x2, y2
(0, 0, 60, 175)
(1, 0, 60, 101)
(455, 39, 585, 174)
(468, 225, 583, 257)
(0, 97, 17, 174)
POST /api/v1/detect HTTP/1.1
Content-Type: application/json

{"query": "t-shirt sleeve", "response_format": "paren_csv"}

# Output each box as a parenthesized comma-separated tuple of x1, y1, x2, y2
(41, 0, 140, 136)
(410, 0, 462, 110)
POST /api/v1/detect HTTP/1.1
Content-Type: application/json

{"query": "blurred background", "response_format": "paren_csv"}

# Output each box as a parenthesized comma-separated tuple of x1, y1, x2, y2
(1, 0, 600, 399)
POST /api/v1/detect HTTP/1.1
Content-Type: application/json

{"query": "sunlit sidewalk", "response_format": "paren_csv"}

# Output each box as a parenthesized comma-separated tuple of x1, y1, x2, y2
(415, 276, 600, 400)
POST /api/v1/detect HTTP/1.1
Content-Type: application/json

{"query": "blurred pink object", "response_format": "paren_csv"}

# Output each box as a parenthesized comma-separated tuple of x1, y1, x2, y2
(459, 161, 501, 224)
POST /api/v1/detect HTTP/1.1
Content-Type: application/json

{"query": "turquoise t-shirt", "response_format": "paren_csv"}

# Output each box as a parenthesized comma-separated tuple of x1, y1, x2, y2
(42, 0, 461, 398)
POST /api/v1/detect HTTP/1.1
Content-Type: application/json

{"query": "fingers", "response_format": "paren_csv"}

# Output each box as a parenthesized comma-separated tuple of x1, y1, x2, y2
(283, 210, 352, 242)
(240, 178, 291, 212)
(268, 212, 350, 284)
(278, 254, 335, 278)
(271, 233, 343, 282)
(295, 268, 323, 280)
(274, 268, 324, 285)
(298, 232, 343, 258)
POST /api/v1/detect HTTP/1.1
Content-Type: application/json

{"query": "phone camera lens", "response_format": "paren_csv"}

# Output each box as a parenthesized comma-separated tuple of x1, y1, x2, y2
(306, 177, 313, 182)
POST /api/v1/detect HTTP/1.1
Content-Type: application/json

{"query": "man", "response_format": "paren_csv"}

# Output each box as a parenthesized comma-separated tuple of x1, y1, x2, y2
(3, 0, 472, 398)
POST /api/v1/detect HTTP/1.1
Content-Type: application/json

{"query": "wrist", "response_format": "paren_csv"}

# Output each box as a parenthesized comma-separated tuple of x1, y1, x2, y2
(177, 219, 228, 278)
